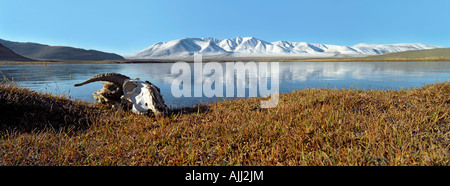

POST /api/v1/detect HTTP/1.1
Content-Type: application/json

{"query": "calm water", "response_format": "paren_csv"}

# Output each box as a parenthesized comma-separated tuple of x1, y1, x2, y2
(1, 61, 449, 108)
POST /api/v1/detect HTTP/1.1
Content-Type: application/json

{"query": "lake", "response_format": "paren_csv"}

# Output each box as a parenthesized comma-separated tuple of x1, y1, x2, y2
(1, 61, 449, 108)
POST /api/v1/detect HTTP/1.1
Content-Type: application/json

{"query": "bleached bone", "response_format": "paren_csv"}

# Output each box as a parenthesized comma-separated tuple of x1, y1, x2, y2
(74, 73, 168, 116)
(122, 79, 168, 116)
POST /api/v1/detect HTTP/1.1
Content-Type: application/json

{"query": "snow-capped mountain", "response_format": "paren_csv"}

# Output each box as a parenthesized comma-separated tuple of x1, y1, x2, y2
(125, 37, 442, 59)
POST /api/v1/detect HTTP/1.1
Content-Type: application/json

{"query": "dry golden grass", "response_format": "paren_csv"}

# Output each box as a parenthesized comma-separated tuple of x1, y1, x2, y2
(0, 82, 449, 166)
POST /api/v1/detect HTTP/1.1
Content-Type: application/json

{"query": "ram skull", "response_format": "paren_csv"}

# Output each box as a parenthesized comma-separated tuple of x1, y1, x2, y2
(74, 73, 168, 116)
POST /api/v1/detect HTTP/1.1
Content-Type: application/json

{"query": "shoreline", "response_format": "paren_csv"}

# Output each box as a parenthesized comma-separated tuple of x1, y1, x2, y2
(1, 57, 450, 65)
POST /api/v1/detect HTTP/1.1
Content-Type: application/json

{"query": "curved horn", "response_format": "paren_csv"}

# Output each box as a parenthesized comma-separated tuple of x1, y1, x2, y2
(74, 73, 130, 87)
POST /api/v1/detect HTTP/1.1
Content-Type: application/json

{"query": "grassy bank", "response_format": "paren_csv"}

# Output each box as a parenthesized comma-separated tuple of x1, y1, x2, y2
(0, 82, 449, 165)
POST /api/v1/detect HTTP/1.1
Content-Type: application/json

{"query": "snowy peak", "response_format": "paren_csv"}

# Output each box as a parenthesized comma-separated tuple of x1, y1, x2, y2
(351, 43, 438, 54)
(126, 37, 443, 59)
(133, 38, 227, 58)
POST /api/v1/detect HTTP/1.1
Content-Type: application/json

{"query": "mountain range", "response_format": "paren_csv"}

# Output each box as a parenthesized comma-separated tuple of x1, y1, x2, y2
(0, 39, 124, 61)
(0, 37, 445, 62)
(126, 37, 443, 59)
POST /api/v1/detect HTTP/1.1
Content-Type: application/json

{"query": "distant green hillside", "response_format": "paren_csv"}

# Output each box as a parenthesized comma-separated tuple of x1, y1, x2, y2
(361, 48, 450, 61)
(0, 43, 35, 61)
(0, 39, 124, 61)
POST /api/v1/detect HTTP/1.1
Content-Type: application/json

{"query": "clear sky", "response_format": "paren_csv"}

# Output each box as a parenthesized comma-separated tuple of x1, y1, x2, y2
(1, 0, 449, 55)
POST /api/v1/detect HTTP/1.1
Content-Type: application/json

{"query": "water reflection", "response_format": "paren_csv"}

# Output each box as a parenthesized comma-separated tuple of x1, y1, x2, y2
(1, 61, 449, 108)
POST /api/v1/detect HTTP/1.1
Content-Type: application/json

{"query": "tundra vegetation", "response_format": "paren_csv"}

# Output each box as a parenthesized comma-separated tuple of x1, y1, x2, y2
(0, 79, 449, 165)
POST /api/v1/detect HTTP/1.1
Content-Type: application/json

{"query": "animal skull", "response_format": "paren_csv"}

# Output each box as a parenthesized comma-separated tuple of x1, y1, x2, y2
(122, 79, 168, 116)
(74, 73, 168, 116)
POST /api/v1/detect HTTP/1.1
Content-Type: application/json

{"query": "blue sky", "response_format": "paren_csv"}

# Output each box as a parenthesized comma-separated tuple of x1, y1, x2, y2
(1, 0, 449, 55)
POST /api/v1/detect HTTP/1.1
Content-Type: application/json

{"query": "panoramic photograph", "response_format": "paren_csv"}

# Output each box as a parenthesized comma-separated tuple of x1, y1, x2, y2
(1, 0, 449, 179)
